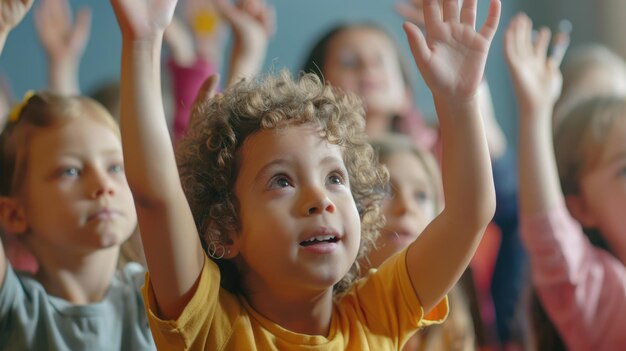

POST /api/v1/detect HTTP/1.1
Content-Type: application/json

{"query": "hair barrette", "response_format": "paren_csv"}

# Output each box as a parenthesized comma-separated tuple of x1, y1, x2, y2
(8, 90, 35, 123)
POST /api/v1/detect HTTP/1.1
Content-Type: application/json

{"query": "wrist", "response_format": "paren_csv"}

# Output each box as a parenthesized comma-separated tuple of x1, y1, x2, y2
(122, 33, 164, 52)
(433, 95, 480, 119)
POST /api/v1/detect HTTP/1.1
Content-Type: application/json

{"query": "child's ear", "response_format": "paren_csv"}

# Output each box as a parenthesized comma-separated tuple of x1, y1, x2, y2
(0, 197, 28, 235)
(223, 233, 241, 259)
(565, 194, 598, 228)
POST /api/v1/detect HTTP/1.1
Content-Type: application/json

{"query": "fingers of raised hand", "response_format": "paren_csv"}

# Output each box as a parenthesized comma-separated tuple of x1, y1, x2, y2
(478, 0, 500, 42)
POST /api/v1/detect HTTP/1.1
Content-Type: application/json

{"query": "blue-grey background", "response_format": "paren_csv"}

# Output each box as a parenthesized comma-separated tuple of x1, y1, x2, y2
(0, 0, 607, 146)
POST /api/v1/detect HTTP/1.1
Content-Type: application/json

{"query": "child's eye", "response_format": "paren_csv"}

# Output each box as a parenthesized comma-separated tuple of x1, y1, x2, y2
(269, 175, 292, 189)
(109, 164, 124, 174)
(414, 191, 428, 203)
(339, 52, 359, 69)
(327, 172, 345, 186)
(60, 167, 81, 177)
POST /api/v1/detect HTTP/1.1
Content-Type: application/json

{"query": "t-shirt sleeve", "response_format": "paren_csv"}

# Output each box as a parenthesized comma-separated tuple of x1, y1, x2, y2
(142, 254, 239, 350)
(0, 264, 22, 326)
(339, 247, 448, 344)
(521, 202, 626, 349)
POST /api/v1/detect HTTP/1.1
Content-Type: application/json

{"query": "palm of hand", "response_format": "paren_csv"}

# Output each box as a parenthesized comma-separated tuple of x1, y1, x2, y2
(424, 23, 490, 99)
(37, 11, 83, 58)
(0, 0, 31, 32)
(111, 0, 176, 40)
(510, 54, 561, 111)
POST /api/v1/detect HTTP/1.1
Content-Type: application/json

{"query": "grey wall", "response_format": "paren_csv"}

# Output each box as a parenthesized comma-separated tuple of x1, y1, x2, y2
(0, 0, 610, 147)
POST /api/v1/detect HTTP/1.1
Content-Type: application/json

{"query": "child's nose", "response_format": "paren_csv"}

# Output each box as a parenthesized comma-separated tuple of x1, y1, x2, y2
(90, 173, 115, 199)
(302, 187, 336, 216)
(390, 192, 413, 216)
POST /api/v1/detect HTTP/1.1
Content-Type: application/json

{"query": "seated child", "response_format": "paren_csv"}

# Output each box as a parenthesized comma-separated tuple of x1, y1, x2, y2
(110, 0, 499, 348)
(366, 135, 476, 351)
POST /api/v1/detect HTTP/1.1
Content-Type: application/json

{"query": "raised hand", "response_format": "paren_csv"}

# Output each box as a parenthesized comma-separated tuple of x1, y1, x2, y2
(403, 0, 500, 100)
(214, 0, 275, 85)
(163, 16, 196, 66)
(504, 13, 570, 115)
(110, 0, 177, 41)
(35, 0, 91, 65)
(184, 0, 227, 64)
(396, 0, 450, 28)
(0, 0, 32, 33)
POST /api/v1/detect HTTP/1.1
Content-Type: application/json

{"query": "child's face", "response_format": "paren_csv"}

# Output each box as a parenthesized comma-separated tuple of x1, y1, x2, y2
(233, 124, 361, 296)
(578, 116, 626, 264)
(323, 27, 409, 121)
(367, 151, 437, 268)
(18, 115, 137, 254)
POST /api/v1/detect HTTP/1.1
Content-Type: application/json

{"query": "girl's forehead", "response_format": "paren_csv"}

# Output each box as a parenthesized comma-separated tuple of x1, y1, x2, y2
(332, 26, 394, 47)
(582, 114, 626, 172)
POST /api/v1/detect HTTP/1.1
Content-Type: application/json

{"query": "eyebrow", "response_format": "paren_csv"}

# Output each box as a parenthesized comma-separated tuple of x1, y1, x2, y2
(58, 149, 123, 160)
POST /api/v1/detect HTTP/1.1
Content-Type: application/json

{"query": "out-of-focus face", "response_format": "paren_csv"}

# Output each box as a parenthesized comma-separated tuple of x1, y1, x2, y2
(323, 27, 409, 125)
(577, 115, 626, 265)
(366, 151, 438, 269)
(18, 115, 137, 256)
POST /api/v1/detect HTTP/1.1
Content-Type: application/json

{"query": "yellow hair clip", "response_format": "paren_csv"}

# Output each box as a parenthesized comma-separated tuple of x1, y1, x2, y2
(8, 90, 35, 123)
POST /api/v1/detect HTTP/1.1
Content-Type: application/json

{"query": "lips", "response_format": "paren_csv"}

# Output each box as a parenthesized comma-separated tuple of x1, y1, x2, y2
(299, 227, 340, 247)
(87, 208, 120, 221)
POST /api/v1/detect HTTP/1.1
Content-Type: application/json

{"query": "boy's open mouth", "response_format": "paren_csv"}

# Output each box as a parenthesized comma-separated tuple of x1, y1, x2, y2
(300, 235, 338, 247)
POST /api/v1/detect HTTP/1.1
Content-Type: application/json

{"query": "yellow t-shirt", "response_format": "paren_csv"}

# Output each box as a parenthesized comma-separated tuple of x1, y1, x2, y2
(142, 247, 449, 350)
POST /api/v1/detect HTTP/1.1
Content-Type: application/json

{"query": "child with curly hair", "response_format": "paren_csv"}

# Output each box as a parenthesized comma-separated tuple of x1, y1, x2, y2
(111, 0, 499, 348)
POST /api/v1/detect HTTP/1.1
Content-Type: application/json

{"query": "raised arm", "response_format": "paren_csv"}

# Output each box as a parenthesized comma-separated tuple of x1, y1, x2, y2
(402, 0, 499, 312)
(504, 13, 568, 216)
(111, 0, 205, 320)
(0, 0, 33, 288)
(0, 0, 32, 55)
(214, 0, 275, 87)
(163, 8, 223, 142)
(396, 0, 507, 159)
(34, 0, 90, 95)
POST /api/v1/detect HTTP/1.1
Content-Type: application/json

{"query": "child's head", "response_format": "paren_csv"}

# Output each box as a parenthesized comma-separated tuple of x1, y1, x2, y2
(301, 22, 413, 134)
(554, 96, 626, 264)
(0, 92, 137, 259)
(554, 44, 626, 125)
(90, 80, 121, 122)
(364, 135, 441, 269)
(177, 70, 388, 294)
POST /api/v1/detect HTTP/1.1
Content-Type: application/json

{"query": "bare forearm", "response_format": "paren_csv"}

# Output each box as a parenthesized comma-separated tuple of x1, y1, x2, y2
(435, 96, 496, 227)
(408, 96, 495, 312)
(119, 35, 205, 319)
(119, 37, 181, 203)
(48, 59, 80, 95)
(518, 109, 562, 215)
(227, 43, 265, 87)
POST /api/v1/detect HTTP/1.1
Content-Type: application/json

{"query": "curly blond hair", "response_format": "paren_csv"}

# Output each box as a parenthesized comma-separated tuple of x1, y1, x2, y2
(176, 70, 388, 294)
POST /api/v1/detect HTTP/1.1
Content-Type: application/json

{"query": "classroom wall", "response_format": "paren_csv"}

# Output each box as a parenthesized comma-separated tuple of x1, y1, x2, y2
(0, 0, 614, 148)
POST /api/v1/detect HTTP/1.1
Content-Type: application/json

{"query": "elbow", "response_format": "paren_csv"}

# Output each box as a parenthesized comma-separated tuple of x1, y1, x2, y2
(448, 184, 496, 232)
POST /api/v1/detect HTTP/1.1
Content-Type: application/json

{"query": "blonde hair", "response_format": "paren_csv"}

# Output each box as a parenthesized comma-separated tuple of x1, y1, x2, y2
(0, 92, 118, 197)
(555, 44, 626, 124)
(554, 96, 626, 196)
(176, 70, 388, 294)
(370, 134, 443, 211)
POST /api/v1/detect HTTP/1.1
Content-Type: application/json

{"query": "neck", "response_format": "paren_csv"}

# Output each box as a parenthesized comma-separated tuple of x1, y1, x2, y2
(244, 282, 335, 336)
(29, 244, 120, 304)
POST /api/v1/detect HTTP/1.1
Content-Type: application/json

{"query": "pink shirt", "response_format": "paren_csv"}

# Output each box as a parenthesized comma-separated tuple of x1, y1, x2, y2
(167, 58, 217, 143)
(521, 202, 626, 350)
